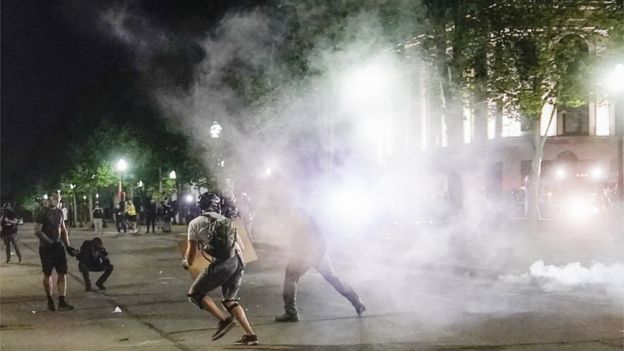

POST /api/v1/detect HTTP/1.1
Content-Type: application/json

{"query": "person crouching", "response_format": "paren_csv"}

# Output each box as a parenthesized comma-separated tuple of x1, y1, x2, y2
(77, 237, 113, 291)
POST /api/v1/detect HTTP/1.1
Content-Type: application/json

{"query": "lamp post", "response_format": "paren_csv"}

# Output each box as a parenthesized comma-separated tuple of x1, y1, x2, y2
(116, 159, 128, 204)
(69, 183, 77, 227)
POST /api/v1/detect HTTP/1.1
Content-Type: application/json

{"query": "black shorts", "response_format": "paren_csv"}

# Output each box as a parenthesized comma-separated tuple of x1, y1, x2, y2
(190, 254, 244, 301)
(39, 243, 68, 276)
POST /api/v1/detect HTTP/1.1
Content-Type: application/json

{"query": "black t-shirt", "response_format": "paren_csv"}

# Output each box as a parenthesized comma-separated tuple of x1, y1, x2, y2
(1, 209, 17, 236)
(36, 207, 64, 247)
(93, 207, 104, 219)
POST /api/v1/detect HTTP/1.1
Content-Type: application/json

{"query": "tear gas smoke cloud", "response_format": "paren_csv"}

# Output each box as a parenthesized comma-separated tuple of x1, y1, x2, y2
(500, 260, 624, 297)
(97, 1, 622, 320)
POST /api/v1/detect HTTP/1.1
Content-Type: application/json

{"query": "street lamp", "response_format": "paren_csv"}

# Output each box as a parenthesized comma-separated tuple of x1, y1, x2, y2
(169, 170, 177, 180)
(210, 121, 222, 138)
(116, 158, 129, 202)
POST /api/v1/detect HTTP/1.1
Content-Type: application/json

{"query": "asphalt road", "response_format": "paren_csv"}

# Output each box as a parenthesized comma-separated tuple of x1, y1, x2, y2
(0, 223, 622, 350)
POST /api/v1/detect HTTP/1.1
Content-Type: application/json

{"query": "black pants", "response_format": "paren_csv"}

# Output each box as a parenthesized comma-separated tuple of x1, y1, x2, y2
(145, 216, 156, 233)
(282, 252, 361, 315)
(2, 235, 21, 262)
(79, 262, 114, 287)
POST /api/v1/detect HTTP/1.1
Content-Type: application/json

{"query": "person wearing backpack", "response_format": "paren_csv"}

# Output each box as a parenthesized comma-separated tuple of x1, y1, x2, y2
(182, 192, 258, 346)
(1, 203, 22, 264)
(77, 237, 113, 291)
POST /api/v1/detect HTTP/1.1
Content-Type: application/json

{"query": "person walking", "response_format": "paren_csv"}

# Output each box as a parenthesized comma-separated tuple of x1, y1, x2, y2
(183, 192, 258, 345)
(34, 191, 78, 311)
(92, 202, 104, 235)
(1, 203, 22, 263)
(77, 237, 114, 291)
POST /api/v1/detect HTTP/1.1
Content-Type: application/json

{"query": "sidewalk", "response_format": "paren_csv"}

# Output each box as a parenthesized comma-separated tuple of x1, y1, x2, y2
(1, 224, 622, 351)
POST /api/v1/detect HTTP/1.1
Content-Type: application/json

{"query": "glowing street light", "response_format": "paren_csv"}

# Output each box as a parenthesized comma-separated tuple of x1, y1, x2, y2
(43, 194, 48, 200)
(604, 63, 624, 93)
(115, 158, 129, 202)
(116, 159, 128, 172)
(210, 121, 222, 138)
(184, 194, 194, 204)
(169, 170, 177, 180)
(590, 168, 604, 180)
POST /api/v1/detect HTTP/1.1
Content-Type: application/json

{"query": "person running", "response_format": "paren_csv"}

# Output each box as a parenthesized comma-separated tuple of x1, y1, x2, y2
(34, 191, 78, 311)
(1, 203, 22, 263)
(183, 192, 258, 346)
(77, 237, 114, 291)
(274, 212, 366, 322)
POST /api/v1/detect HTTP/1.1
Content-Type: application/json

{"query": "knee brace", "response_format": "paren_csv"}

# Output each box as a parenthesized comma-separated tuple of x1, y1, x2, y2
(222, 299, 240, 313)
(187, 292, 205, 310)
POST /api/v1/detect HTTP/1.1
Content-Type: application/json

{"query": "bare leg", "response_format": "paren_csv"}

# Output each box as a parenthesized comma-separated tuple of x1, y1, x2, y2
(42, 275, 53, 296)
(225, 302, 254, 335)
(199, 294, 228, 321)
(57, 274, 67, 296)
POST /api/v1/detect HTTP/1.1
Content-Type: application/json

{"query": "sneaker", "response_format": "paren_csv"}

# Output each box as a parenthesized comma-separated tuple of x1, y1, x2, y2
(211, 316, 235, 340)
(57, 301, 74, 311)
(17, 258, 22, 264)
(96, 283, 106, 290)
(275, 312, 299, 322)
(234, 334, 258, 346)
(355, 303, 367, 317)
(47, 299, 56, 311)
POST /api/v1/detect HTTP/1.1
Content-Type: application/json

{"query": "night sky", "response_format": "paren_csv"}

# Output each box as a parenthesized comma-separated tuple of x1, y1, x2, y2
(1, 0, 267, 200)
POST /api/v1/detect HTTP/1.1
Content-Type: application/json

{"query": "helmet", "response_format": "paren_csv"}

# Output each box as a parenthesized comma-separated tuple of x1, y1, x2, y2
(198, 192, 221, 212)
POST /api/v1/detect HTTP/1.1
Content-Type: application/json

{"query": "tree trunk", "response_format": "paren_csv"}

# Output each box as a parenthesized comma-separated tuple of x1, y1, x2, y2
(526, 132, 543, 232)
(526, 99, 557, 232)
(72, 194, 78, 228)
(88, 191, 94, 228)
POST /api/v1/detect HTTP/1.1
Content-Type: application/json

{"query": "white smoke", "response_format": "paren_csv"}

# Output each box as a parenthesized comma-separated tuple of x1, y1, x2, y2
(99, 2, 171, 66)
(91, 1, 623, 321)
(500, 260, 624, 296)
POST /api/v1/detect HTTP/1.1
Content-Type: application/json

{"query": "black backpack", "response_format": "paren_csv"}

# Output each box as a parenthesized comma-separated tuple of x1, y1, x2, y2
(200, 214, 237, 260)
